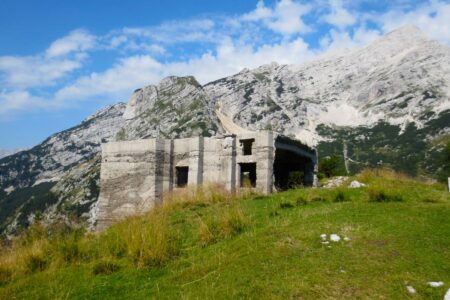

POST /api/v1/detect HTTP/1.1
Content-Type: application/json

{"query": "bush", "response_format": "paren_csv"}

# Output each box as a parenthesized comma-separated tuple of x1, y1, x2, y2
(198, 204, 250, 245)
(319, 155, 346, 178)
(288, 171, 304, 188)
(311, 196, 327, 202)
(198, 220, 216, 247)
(0, 267, 12, 284)
(296, 197, 307, 206)
(279, 202, 295, 209)
(368, 187, 404, 203)
(333, 190, 348, 202)
(92, 260, 121, 275)
(25, 254, 48, 273)
(219, 205, 249, 238)
(104, 210, 180, 268)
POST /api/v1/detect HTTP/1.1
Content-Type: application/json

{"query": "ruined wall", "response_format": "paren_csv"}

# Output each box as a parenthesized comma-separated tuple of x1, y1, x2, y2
(96, 139, 171, 231)
(96, 131, 316, 230)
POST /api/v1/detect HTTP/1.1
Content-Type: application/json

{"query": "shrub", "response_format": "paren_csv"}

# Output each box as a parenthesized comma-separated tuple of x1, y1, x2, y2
(368, 187, 404, 203)
(311, 196, 327, 202)
(319, 155, 346, 178)
(0, 266, 12, 284)
(358, 168, 412, 183)
(198, 220, 216, 247)
(288, 171, 304, 188)
(296, 197, 307, 206)
(279, 202, 295, 209)
(56, 239, 80, 264)
(25, 254, 48, 273)
(106, 210, 180, 268)
(333, 190, 348, 202)
(163, 184, 233, 209)
(197, 204, 249, 246)
(219, 206, 249, 238)
(92, 260, 121, 275)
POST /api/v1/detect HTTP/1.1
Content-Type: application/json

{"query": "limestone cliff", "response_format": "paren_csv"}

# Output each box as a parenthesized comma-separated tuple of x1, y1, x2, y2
(0, 25, 449, 234)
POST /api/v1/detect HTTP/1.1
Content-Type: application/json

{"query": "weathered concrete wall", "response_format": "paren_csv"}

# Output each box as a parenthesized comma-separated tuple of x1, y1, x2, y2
(235, 131, 275, 194)
(96, 131, 316, 230)
(96, 140, 168, 230)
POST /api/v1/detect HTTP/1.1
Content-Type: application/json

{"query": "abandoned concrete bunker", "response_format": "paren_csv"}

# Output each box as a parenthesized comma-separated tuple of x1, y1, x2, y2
(96, 131, 317, 230)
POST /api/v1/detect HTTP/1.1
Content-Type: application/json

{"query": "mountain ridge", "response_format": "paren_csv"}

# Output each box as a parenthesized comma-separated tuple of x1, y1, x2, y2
(0, 25, 449, 235)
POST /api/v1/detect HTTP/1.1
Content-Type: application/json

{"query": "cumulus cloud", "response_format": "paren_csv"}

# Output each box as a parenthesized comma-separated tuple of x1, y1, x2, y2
(1, 0, 450, 118)
(319, 26, 382, 54)
(54, 37, 314, 104)
(322, 0, 357, 29)
(0, 55, 83, 89)
(0, 30, 95, 89)
(55, 56, 163, 101)
(122, 19, 218, 44)
(375, 0, 450, 45)
(242, 0, 312, 36)
(45, 29, 96, 58)
(0, 90, 49, 114)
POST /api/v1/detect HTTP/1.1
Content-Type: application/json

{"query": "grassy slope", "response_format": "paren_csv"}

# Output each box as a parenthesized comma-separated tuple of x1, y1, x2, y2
(0, 171, 449, 299)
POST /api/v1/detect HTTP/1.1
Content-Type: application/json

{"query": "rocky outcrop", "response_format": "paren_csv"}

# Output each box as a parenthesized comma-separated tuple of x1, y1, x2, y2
(1, 25, 449, 234)
(118, 76, 222, 140)
(0, 104, 126, 233)
(205, 25, 450, 145)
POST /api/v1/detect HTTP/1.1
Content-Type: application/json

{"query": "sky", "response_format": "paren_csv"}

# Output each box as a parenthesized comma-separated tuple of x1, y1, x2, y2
(0, 0, 449, 149)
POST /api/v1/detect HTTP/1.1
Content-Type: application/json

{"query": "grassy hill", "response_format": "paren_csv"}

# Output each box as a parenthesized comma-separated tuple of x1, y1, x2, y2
(0, 170, 449, 299)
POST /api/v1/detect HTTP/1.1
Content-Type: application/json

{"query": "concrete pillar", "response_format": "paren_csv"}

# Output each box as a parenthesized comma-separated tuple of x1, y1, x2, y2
(255, 131, 274, 194)
(188, 136, 204, 186)
(225, 136, 236, 193)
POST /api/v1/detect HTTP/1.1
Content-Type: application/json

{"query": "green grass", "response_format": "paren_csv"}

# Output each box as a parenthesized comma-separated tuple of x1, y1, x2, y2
(0, 171, 449, 299)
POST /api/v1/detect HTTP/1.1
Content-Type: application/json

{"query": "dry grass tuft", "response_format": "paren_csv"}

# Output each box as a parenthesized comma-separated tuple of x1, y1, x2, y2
(358, 168, 414, 184)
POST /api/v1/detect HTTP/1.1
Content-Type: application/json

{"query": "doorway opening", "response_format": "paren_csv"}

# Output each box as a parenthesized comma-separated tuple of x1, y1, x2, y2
(239, 163, 256, 187)
(176, 166, 189, 187)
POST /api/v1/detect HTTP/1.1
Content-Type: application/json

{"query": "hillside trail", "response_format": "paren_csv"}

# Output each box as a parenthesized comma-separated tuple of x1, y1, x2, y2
(215, 101, 253, 135)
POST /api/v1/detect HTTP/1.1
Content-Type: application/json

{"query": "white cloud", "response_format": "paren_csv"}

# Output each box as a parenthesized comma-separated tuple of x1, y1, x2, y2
(122, 19, 218, 44)
(55, 56, 163, 101)
(242, 0, 312, 36)
(2, 0, 450, 118)
(52, 36, 314, 105)
(0, 55, 83, 88)
(0, 30, 95, 89)
(46, 29, 96, 58)
(375, 1, 450, 45)
(0, 90, 48, 115)
(320, 26, 382, 54)
(322, 0, 357, 29)
(242, 0, 273, 21)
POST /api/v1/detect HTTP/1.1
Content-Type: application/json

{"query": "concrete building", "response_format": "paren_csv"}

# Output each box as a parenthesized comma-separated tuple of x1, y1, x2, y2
(96, 131, 317, 230)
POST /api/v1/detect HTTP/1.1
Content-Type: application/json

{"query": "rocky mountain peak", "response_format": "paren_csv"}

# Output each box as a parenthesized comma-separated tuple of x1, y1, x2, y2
(82, 102, 127, 123)
(384, 24, 427, 41)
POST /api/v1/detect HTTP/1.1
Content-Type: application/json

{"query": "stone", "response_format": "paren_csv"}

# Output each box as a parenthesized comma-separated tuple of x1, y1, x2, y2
(427, 281, 444, 288)
(349, 180, 366, 188)
(330, 234, 341, 242)
(406, 285, 416, 294)
(444, 288, 450, 300)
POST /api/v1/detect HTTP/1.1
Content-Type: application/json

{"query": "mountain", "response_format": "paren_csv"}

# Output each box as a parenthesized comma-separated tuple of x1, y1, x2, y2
(0, 25, 449, 235)
(118, 76, 222, 140)
(0, 149, 24, 159)
(0, 104, 126, 233)
(205, 25, 449, 141)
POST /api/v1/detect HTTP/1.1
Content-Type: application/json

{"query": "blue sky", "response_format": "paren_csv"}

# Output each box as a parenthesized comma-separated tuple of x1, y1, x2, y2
(1, 0, 449, 149)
